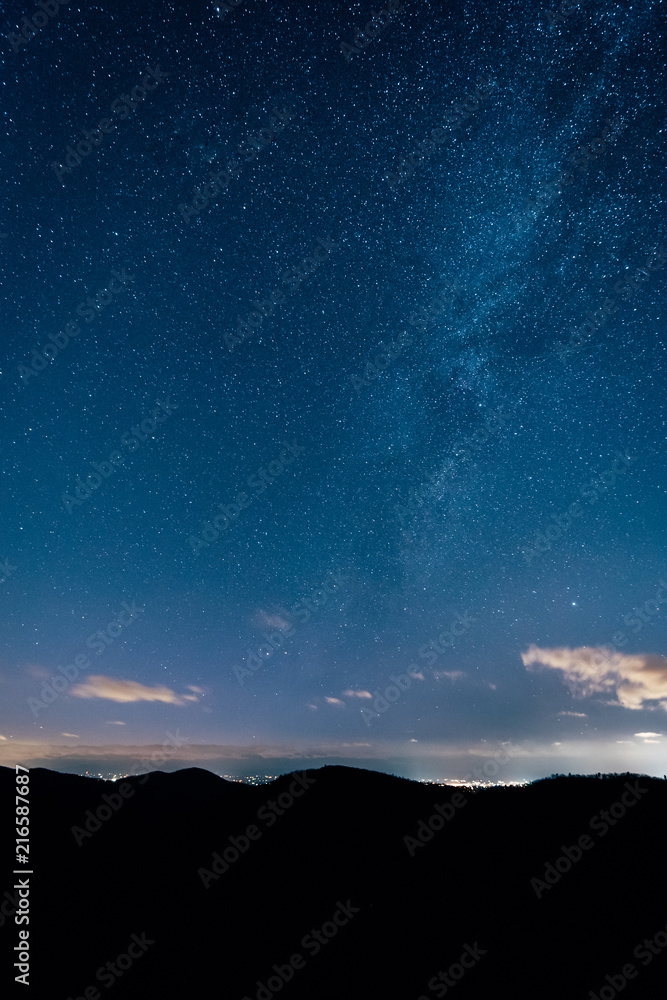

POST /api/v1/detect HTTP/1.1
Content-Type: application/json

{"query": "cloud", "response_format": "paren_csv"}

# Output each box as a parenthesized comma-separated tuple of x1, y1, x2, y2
(558, 711, 588, 718)
(253, 610, 293, 632)
(106, 720, 126, 725)
(2, 736, 666, 783)
(61, 733, 80, 738)
(71, 675, 193, 705)
(27, 664, 49, 679)
(433, 670, 464, 681)
(342, 689, 372, 699)
(325, 696, 345, 707)
(0, 735, 7, 741)
(522, 644, 667, 711)
(635, 732, 662, 738)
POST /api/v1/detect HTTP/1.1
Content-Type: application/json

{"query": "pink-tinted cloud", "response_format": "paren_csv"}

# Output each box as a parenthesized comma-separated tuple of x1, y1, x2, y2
(522, 644, 667, 710)
(71, 675, 196, 705)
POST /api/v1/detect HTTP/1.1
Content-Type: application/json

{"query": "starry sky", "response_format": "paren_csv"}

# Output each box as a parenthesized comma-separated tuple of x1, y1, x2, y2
(1, 0, 666, 782)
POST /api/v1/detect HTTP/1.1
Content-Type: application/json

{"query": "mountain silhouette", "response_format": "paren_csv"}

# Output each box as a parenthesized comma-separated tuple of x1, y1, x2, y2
(1, 765, 666, 999)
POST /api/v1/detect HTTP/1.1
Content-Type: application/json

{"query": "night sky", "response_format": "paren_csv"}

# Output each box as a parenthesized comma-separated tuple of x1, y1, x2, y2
(1, 0, 666, 782)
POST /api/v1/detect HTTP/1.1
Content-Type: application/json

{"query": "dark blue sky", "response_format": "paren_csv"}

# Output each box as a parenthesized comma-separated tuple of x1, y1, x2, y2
(1, 0, 666, 781)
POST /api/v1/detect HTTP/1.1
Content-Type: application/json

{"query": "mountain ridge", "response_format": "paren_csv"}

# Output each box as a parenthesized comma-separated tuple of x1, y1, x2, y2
(1, 765, 665, 999)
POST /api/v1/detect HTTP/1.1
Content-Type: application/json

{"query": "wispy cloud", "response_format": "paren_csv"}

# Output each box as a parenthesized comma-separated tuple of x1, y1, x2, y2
(342, 689, 372, 699)
(2, 736, 666, 782)
(71, 675, 199, 705)
(253, 610, 293, 632)
(325, 696, 345, 707)
(522, 644, 667, 710)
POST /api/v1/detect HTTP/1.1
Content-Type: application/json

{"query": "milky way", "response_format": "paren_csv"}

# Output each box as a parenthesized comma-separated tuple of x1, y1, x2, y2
(1, 0, 666, 781)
